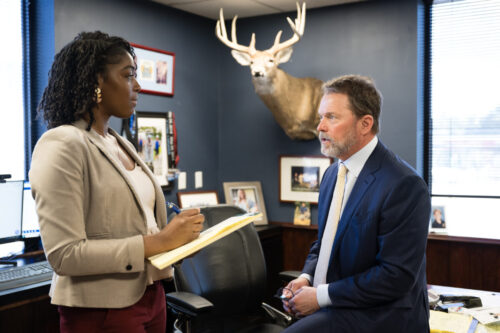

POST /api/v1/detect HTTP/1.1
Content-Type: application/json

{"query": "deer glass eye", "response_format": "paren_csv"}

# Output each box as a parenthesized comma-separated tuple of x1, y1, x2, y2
(268, 59, 274, 63)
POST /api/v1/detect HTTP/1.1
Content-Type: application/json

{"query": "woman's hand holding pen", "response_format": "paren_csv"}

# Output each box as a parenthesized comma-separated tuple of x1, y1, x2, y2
(143, 208, 205, 258)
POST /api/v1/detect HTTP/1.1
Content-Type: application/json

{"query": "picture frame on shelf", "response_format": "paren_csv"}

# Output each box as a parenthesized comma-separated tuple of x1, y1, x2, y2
(429, 205, 447, 234)
(131, 43, 175, 96)
(223, 181, 268, 225)
(135, 112, 169, 189)
(280, 155, 332, 204)
(177, 190, 219, 208)
(293, 201, 311, 226)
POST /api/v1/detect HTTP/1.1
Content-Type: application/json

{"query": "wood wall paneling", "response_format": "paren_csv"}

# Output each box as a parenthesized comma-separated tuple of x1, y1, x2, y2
(269, 223, 500, 292)
(426, 235, 500, 292)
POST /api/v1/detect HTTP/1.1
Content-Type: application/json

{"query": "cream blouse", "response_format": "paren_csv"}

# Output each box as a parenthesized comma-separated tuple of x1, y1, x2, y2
(99, 130, 173, 284)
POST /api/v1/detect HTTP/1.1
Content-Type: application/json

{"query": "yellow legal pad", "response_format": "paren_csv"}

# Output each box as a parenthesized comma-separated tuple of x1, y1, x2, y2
(148, 212, 263, 270)
(429, 310, 500, 333)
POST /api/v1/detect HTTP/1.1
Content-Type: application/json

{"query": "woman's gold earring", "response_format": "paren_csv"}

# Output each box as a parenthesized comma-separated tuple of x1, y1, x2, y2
(95, 87, 102, 103)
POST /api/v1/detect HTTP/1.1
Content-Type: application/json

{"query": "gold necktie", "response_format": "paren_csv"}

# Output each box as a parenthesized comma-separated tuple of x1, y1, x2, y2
(313, 163, 348, 287)
(330, 163, 348, 236)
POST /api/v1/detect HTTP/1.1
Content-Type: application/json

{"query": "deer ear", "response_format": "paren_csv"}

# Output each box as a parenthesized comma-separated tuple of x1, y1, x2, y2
(275, 47, 293, 64)
(231, 50, 252, 66)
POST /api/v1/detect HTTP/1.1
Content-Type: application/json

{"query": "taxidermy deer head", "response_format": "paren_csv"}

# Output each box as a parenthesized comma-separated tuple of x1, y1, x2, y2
(216, 2, 323, 140)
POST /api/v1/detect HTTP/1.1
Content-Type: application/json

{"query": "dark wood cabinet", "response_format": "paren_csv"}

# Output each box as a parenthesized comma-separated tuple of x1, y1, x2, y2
(269, 222, 318, 271)
(0, 285, 59, 333)
(426, 234, 500, 292)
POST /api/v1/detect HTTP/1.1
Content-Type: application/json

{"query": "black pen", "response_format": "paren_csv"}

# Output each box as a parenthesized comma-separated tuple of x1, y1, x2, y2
(166, 202, 181, 214)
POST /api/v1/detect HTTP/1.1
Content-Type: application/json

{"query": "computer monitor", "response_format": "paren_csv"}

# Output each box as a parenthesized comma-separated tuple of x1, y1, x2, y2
(0, 180, 23, 244)
(22, 182, 40, 238)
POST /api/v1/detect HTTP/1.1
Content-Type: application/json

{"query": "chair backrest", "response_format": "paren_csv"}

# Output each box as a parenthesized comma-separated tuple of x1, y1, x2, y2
(173, 205, 267, 317)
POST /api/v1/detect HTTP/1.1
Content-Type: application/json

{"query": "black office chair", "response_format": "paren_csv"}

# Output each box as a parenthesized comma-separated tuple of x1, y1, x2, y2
(166, 205, 292, 333)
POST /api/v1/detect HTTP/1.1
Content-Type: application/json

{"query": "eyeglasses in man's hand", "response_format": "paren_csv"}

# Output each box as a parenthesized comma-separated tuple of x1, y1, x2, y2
(274, 287, 295, 301)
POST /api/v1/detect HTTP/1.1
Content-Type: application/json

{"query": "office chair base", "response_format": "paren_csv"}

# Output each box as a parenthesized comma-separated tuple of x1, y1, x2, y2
(173, 318, 189, 333)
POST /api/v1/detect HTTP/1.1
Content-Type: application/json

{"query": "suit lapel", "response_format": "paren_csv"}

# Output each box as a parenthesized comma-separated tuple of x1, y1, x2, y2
(331, 142, 385, 260)
(75, 120, 160, 228)
(331, 173, 375, 255)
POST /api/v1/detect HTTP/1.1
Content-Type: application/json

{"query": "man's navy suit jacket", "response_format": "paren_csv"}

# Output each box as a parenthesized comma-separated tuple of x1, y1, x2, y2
(302, 141, 431, 332)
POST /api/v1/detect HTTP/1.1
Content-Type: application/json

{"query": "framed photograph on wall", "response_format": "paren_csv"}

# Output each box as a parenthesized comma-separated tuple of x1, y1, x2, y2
(131, 43, 175, 96)
(177, 191, 219, 208)
(223, 181, 268, 225)
(429, 205, 447, 233)
(135, 112, 169, 189)
(280, 155, 332, 204)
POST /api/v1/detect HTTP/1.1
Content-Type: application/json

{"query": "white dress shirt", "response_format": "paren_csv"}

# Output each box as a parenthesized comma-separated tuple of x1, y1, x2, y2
(300, 136, 378, 307)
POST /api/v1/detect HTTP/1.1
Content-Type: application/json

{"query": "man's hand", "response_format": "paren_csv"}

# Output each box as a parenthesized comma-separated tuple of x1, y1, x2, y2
(288, 286, 320, 317)
(282, 277, 310, 315)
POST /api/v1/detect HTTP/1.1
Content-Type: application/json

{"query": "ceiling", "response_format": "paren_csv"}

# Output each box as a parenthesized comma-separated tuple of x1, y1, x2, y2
(150, 0, 368, 20)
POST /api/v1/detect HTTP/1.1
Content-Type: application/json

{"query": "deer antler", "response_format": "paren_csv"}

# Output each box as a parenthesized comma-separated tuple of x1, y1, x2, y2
(267, 2, 306, 55)
(215, 8, 256, 55)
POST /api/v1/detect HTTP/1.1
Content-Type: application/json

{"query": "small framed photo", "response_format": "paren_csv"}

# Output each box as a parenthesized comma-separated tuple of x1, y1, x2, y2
(429, 205, 447, 233)
(131, 43, 175, 96)
(223, 181, 268, 225)
(177, 190, 219, 208)
(135, 112, 169, 189)
(293, 201, 311, 226)
(280, 155, 332, 204)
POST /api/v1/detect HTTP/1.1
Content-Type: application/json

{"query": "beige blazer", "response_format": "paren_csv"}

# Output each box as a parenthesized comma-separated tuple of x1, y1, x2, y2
(29, 119, 167, 308)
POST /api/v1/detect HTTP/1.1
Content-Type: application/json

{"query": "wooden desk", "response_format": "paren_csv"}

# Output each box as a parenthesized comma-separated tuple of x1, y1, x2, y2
(0, 256, 58, 333)
(428, 285, 500, 332)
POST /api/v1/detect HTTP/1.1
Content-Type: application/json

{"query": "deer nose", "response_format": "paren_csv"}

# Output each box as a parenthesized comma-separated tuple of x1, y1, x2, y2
(253, 71, 265, 78)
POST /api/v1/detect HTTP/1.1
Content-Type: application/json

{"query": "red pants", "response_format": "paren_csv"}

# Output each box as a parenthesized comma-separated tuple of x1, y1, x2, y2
(58, 281, 166, 333)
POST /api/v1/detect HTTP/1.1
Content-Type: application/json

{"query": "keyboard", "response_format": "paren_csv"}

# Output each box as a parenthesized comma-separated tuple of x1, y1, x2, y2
(0, 261, 53, 292)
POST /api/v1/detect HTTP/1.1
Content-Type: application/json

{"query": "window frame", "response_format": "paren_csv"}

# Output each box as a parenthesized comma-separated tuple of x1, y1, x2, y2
(423, 0, 500, 242)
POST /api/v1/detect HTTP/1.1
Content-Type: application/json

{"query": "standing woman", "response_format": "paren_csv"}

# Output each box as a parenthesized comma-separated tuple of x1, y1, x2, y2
(29, 31, 204, 333)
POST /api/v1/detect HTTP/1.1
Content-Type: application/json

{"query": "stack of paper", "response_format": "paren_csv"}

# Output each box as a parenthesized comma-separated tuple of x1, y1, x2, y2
(463, 307, 500, 325)
(149, 213, 262, 270)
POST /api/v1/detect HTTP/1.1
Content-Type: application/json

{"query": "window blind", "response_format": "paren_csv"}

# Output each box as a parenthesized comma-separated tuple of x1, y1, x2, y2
(430, 0, 500, 197)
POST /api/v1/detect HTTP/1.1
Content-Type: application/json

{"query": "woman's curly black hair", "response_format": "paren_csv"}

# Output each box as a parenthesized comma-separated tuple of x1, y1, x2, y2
(38, 31, 135, 130)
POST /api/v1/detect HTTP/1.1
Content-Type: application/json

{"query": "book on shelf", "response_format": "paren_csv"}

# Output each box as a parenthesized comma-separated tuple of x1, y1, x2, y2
(148, 212, 262, 270)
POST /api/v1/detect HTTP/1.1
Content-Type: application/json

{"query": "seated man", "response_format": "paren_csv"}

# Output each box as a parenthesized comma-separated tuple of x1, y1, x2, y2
(282, 75, 431, 333)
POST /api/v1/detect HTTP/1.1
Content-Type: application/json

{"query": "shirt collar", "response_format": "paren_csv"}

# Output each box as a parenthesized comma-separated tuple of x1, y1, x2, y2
(340, 136, 378, 178)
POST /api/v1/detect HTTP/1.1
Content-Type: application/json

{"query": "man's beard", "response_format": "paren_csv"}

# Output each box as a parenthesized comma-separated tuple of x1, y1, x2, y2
(319, 130, 357, 159)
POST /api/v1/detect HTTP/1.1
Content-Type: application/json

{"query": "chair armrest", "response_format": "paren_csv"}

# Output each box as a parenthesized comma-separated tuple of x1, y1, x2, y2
(166, 291, 214, 317)
(261, 302, 293, 327)
(279, 270, 301, 282)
